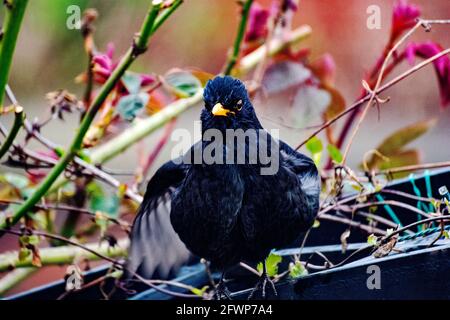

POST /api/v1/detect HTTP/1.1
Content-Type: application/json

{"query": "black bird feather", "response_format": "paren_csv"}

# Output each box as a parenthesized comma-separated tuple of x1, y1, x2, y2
(127, 76, 320, 288)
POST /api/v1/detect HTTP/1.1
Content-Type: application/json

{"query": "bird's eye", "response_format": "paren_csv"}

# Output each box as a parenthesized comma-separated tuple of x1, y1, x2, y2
(236, 100, 243, 111)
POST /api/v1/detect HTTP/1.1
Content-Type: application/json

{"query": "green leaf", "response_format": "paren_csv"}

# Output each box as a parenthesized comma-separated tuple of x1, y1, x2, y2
(28, 235, 40, 245)
(19, 248, 31, 261)
(164, 70, 202, 98)
(306, 136, 323, 166)
(327, 144, 343, 164)
(54, 147, 65, 157)
(257, 253, 282, 277)
(289, 261, 308, 279)
(306, 136, 323, 154)
(313, 219, 320, 228)
(443, 230, 449, 239)
(367, 234, 378, 246)
(121, 72, 142, 94)
(19, 235, 40, 246)
(117, 92, 150, 121)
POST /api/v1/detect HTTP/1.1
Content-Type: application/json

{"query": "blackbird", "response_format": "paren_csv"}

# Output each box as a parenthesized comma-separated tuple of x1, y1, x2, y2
(127, 76, 320, 299)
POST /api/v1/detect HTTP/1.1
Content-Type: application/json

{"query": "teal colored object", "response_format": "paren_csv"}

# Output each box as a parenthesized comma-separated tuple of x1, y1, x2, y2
(409, 171, 434, 231)
(376, 193, 402, 227)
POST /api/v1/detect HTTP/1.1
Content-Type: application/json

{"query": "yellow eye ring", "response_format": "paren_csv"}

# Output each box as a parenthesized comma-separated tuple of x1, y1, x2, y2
(236, 100, 243, 111)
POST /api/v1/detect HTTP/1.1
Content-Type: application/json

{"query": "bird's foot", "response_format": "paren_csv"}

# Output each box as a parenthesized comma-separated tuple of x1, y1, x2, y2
(213, 280, 232, 300)
(247, 273, 277, 300)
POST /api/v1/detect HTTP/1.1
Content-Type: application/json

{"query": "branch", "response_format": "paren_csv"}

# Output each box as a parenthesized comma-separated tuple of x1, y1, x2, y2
(0, 105, 24, 159)
(0, 234, 129, 272)
(0, 0, 29, 111)
(238, 25, 311, 74)
(0, 1, 167, 231)
(90, 90, 202, 164)
(223, 0, 254, 75)
(150, 0, 183, 34)
(319, 213, 387, 235)
(341, 19, 450, 163)
(296, 48, 450, 150)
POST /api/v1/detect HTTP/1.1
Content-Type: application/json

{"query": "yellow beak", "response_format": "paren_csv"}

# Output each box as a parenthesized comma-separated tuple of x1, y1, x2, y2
(212, 103, 234, 117)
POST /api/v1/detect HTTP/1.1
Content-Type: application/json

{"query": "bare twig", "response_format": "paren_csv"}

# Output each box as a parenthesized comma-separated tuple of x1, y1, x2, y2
(341, 19, 450, 163)
(296, 47, 450, 150)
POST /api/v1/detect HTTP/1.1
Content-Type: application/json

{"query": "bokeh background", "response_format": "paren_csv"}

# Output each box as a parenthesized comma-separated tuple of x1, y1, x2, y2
(1, 0, 449, 295)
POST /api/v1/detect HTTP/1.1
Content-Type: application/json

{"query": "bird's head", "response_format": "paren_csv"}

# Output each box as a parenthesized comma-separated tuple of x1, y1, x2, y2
(201, 76, 259, 132)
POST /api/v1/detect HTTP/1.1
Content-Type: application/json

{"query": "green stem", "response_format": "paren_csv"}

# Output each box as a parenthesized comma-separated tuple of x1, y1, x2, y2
(0, 1, 164, 231)
(0, 0, 29, 111)
(150, 0, 183, 35)
(223, 0, 254, 75)
(91, 90, 203, 163)
(0, 267, 36, 297)
(0, 238, 129, 272)
(0, 105, 24, 159)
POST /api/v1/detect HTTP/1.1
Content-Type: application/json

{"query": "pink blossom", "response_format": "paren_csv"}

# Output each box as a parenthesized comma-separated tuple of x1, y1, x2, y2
(405, 41, 450, 107)
(391, 0, 421, 41)
(245, 2, 270, 42)
(140, 74, 156, 87)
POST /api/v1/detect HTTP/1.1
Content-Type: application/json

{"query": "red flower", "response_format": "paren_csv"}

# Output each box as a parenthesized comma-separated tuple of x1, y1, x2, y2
(245, 2, 270, 42)
(405, 41, 450, 107)
(391, 0, 420, 42)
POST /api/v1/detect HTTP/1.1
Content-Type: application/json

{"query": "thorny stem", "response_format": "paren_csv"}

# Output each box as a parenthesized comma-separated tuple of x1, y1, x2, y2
(223, 0, 254, 75)
(0, 0, 29, 111)
(0, 106, 24, 159)
(0, 2, 165, 232)
(296, 48, 450, 150)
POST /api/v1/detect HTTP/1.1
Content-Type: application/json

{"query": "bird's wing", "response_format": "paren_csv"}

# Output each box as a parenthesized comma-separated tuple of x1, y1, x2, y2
(126, 159, 191, 280)
(279, 140, 321, 215)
